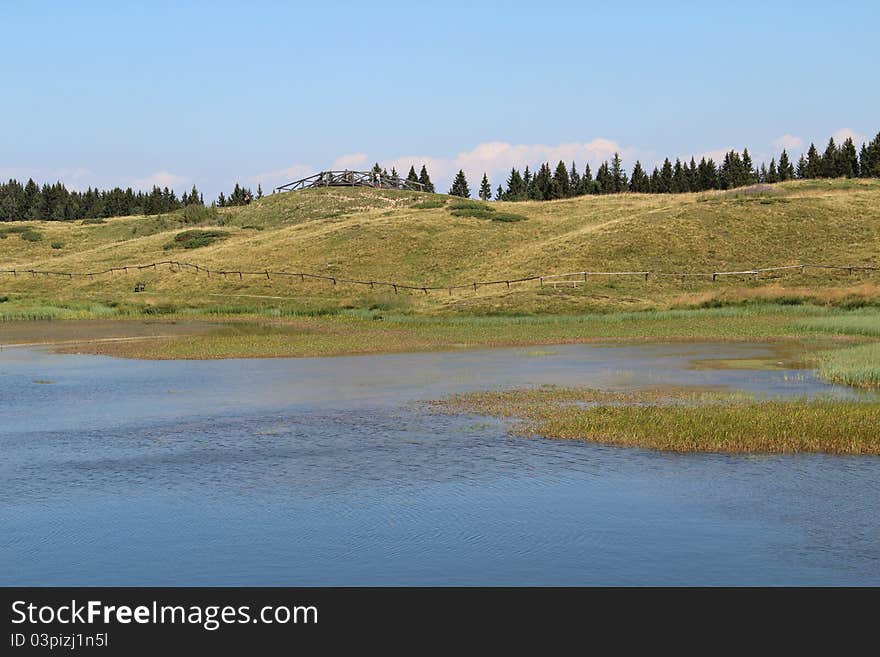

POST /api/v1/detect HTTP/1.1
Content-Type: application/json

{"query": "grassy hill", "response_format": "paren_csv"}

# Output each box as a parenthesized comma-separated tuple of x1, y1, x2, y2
(2, 178, 880, 318)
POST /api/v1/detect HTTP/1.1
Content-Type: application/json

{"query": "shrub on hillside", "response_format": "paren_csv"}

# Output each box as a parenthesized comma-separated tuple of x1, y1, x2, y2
(21, 230, 43, 242)
(163, 229, 229, 250)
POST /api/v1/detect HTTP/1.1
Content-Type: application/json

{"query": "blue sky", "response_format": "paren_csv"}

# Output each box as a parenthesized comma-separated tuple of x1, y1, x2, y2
(2, 0, 878, 198)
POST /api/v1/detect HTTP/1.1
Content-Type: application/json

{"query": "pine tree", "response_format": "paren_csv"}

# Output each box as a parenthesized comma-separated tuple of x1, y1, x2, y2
(629, 161, 649, 193)
(449, 170, 470, 197)
(610, 152, 627, 193)
(778, 150, 793, 181)
(551, 160, 570, 199)
(672, 158, 688, 193)
(406, 166, 419, 187)
(796, 155, 808, 179)
(504, 168, 525, 200)
(767, 158, 778, 183)
(742, 149, 755, 184)
(495, 185, 503, 201)
(479, 173, 492, 201)
(838, 137, 859, 178)
(390, 167, 400, 186)
(859, 144, 871, 178)
(658, 158, 673, 193)
(820, 138, 838, 178)
(805, 143, 821, 178)
(569, 161, 581, 196)
(257, 184, 263, 199)
(418, 165, 434, 193)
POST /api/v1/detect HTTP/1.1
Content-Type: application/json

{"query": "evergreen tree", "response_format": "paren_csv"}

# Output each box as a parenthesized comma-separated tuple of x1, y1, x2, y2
(390, 167, 400, 186)
(479, 172, 492, 201)
(629, 161, 649, 193)
(697, 157, 718, 190)
(805, 143, 821, 178)
(838, 137, 859, 177)
(418, 165, 435, 193)
(406, 166, 419, 187)
(778, 150, 793, 181)
(504, 167, 525, 200)
(551, 160, 570, 199)
(796, 155, 808, 179)
(672, 158, 689, 193)
(610, 152, 627, 193)
(495, 185, 503, 201)
(257, 184, 263, 199)
(658, 158, 673, 193)
(859, 144, 871, 178)
(766, 159, 778, 183)
(449, 170, 470, 197)
(742, 149, 755, 184)
(569, 161, 581, 196)
(820, 138, 838, 177)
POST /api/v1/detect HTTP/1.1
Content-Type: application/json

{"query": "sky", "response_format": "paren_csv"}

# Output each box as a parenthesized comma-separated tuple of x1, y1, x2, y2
(2, 0, 878, 199)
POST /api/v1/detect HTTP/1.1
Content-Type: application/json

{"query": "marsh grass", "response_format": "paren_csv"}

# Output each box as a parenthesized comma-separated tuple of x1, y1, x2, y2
(432, 386, 880, 454)
(814, 343, 880, 388)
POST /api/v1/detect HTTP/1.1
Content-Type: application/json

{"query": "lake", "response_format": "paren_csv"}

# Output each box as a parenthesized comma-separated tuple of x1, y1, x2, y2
(1, 343, 878, 585)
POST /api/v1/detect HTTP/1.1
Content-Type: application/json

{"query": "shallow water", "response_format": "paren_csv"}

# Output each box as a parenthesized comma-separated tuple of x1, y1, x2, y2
(1, 343, 878, 585)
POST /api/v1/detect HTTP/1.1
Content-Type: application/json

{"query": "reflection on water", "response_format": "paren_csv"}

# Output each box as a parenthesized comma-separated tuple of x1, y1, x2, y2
(1, 343, 878, 585)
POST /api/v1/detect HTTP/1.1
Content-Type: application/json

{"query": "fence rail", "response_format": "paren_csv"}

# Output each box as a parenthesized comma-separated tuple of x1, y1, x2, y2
(1, 260, 878, 295)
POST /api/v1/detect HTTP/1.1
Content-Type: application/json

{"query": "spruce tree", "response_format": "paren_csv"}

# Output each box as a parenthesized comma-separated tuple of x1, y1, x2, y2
(479, 173, 491, 201)
(257, 184, 263, 199)
(658, 158, 673, 193)
(449, 170, 470, 197)
(838, 137, 859, 177)
(406, 166, 419, 186)
(806, 143, 821, 178)
(672, 158, 688, 193)
(820, 139, 838, 178)
(767, 159, 778, 183)
(610, 152, 627, 193)
(551, 160, 570, 199)
(495, 185, 503, 201)
(859, 144, 871, 178)
(742, 149, 755, 184)
(418, 165, 434, 193)
(504, 168, 525, 200)
(778, 150, 792, 181)
(629, 161, 649, 193)
(569, 161, 581, 196)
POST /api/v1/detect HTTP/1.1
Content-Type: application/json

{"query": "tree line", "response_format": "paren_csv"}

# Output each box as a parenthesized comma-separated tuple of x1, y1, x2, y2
(0, 179, 264, 222)
(447, 130, 880, 200)
(2, 130, 877, 220)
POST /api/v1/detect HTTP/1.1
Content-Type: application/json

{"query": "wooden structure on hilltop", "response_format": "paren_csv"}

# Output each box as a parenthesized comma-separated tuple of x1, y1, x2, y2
(273, 170, 426, 194)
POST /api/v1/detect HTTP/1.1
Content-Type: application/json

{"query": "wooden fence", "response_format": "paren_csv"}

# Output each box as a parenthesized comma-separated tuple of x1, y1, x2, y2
(1, 261, 878, 295)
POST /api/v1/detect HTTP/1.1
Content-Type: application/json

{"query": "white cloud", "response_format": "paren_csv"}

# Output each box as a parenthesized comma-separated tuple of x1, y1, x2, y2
(332, 153, 369, 169)
(831, 127, 864, 145)
(384, 139, 637, 191)
(249, 163, 315, 189)
(130, 170, 186, 191)
(773, 134, 804, 152)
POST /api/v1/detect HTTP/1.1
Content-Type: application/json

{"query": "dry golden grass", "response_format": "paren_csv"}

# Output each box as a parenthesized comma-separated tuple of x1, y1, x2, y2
(1, 179, 879, 316)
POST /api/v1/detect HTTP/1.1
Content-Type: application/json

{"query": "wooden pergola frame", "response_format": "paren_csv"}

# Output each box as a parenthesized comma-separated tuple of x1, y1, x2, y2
(274, 170, 425, 194)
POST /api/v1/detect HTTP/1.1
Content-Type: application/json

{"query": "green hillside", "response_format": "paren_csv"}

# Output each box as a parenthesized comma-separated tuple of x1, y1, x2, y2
(2, 178, 880, 317)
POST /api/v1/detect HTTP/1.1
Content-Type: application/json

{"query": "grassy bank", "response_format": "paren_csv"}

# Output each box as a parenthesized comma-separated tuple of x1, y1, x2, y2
(2, 179, 880, 317)
(18, 304, 869, 359)
(431, 387, 880, 454)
